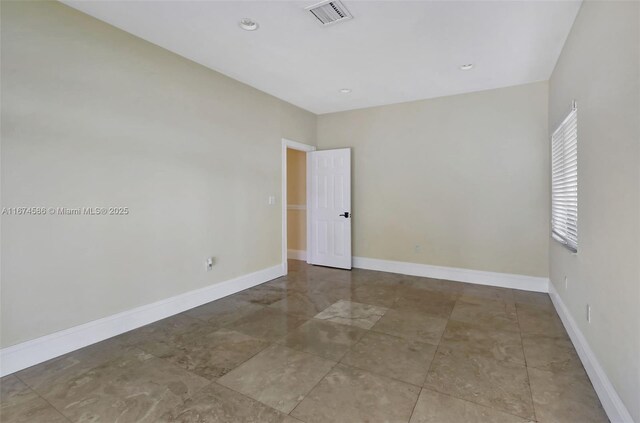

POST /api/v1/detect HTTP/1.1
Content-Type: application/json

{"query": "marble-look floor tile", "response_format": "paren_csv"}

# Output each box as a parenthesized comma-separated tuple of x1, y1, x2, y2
(522, 332, 585, 376)
(159, 328, 270, 380)
(313, 300, 387, 329)
(458, 293, 518, 315)
(346, 284, 401, 308)
(410, 388, 532, 423)
(407, 278, 465, 297)
(348, 267, 397, 280)
(528, 367, 608, 423)
(17, 337, 132, 393)
(449, 299, 520, 333)
(288, 272, 349, 291)
(393, 288, 457, 319)
(261, 275, 312, 294)
(278, 319, 366, 361)
(299, 263, 352, 281)
(371, 308, 447, 344)
(307, 284, 357, 305)
(516, 304, 567, 337)
(39, 350, 209, 423)
(286, 259, 307, 271)
(229, 307, 307, 342)
(184, 296, 264, 326)
(462, 285, 515, 304)
(160, 382, 296, 423)
(233, 285, 289, 306)
(313, 265, 354, 280)
(424, 346, 535, 420)
(269, 291, 335, 318)
(513, 290, 554, 311)
(291, 364, 420, 423)
(0, 376, 68, 423)
(217, 344, 335, 414)
(441, 319, 525, 365)
(116, 313, 213, 357)
(348, 270, 406, 288)
(341, 331, 436, 386)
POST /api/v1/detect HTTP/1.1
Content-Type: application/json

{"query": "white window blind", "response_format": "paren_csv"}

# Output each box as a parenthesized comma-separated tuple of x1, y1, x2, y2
(551, 104, 578, 252)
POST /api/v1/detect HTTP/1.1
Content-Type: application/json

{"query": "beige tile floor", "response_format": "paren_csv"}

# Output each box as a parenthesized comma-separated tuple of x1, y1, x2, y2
(0, 260, 608, 422)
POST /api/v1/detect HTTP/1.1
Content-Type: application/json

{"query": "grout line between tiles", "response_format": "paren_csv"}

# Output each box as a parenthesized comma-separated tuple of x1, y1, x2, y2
(420, 386, 538, 422)
(14, 342, 145, 397)
(158, 342, 300, 420)
(274, 315, 435, 390)
(422, 293, 539, 422)
(287, 351, 342, 418)
(14, 373, 74, 423)
(336, 360, 425, 390)
(421, 352, 538, 422)
(422, 297, 455, 377)
(406, 295, 455, 423)
(365, 326, 441, 348)
(406, 387, 423, 423)
(516, 303, 539, 423)
(105, 326, 279, 417)
(274, 328, 365, 364)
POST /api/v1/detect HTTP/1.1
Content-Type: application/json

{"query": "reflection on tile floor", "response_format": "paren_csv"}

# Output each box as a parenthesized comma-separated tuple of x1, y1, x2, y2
(0, 260, 608, 422)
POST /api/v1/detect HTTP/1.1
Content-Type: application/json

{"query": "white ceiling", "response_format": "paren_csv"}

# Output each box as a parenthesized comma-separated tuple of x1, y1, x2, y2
(63, 0, 581, 114)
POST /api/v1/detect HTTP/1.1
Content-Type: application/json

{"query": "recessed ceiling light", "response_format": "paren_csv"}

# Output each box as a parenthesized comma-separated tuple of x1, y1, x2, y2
(460, 64, 474, 71)
(239, 18, 259, 31)
(339, 88, 352, 93)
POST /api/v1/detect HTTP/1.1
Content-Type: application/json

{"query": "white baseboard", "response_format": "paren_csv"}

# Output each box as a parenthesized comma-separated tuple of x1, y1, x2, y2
(0, 265, 284, 377)
(288, 249, 307, 261)
(352, 257, 549, 293)
(548, 283, 634, 423)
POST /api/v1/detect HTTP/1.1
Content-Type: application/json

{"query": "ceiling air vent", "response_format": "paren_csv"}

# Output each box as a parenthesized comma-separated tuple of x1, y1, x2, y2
(306, 0, 353, 26)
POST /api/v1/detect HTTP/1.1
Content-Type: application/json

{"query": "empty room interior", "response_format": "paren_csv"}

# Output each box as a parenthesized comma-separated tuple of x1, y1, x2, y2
(1, 1, 639, 422)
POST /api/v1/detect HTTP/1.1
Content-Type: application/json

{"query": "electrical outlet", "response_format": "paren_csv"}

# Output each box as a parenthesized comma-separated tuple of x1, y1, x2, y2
(268, 195, 276, 205)
(564, 276, 568, 290)
(414, 245, 422, 254)
(586, 304, 591, 323)
(206, 257, 215, 271)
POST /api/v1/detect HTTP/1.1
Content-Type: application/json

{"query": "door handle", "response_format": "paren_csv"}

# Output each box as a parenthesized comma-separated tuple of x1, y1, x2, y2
(339, 212, 350, 218)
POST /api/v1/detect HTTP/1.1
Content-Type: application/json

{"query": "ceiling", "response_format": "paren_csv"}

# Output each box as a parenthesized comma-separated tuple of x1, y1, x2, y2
(63, 0, 582, 114)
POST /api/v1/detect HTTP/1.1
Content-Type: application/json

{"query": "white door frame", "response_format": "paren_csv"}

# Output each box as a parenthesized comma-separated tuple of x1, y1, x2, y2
(281, 138, 316, 275)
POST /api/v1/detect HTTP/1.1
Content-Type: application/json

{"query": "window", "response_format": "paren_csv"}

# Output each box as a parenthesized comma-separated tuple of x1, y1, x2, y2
(551, 103, 578, 252)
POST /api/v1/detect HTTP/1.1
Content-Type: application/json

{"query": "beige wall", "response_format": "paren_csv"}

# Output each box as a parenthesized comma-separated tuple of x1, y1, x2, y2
(548, 1, 640, 420)
(287, 149, 307, 251)
(317, 82, 550, 278)
(0, 1, 316, 348)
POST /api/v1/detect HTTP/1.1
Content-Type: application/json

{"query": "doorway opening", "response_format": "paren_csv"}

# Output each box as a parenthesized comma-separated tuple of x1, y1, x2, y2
(281, 139, 315, 274)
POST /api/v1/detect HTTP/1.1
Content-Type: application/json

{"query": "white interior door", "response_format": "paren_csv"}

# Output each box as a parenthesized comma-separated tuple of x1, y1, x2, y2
(307, 148, 351, 269)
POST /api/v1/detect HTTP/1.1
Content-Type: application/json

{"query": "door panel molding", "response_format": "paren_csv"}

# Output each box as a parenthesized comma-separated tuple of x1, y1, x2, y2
(308, 148, 352, 269)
